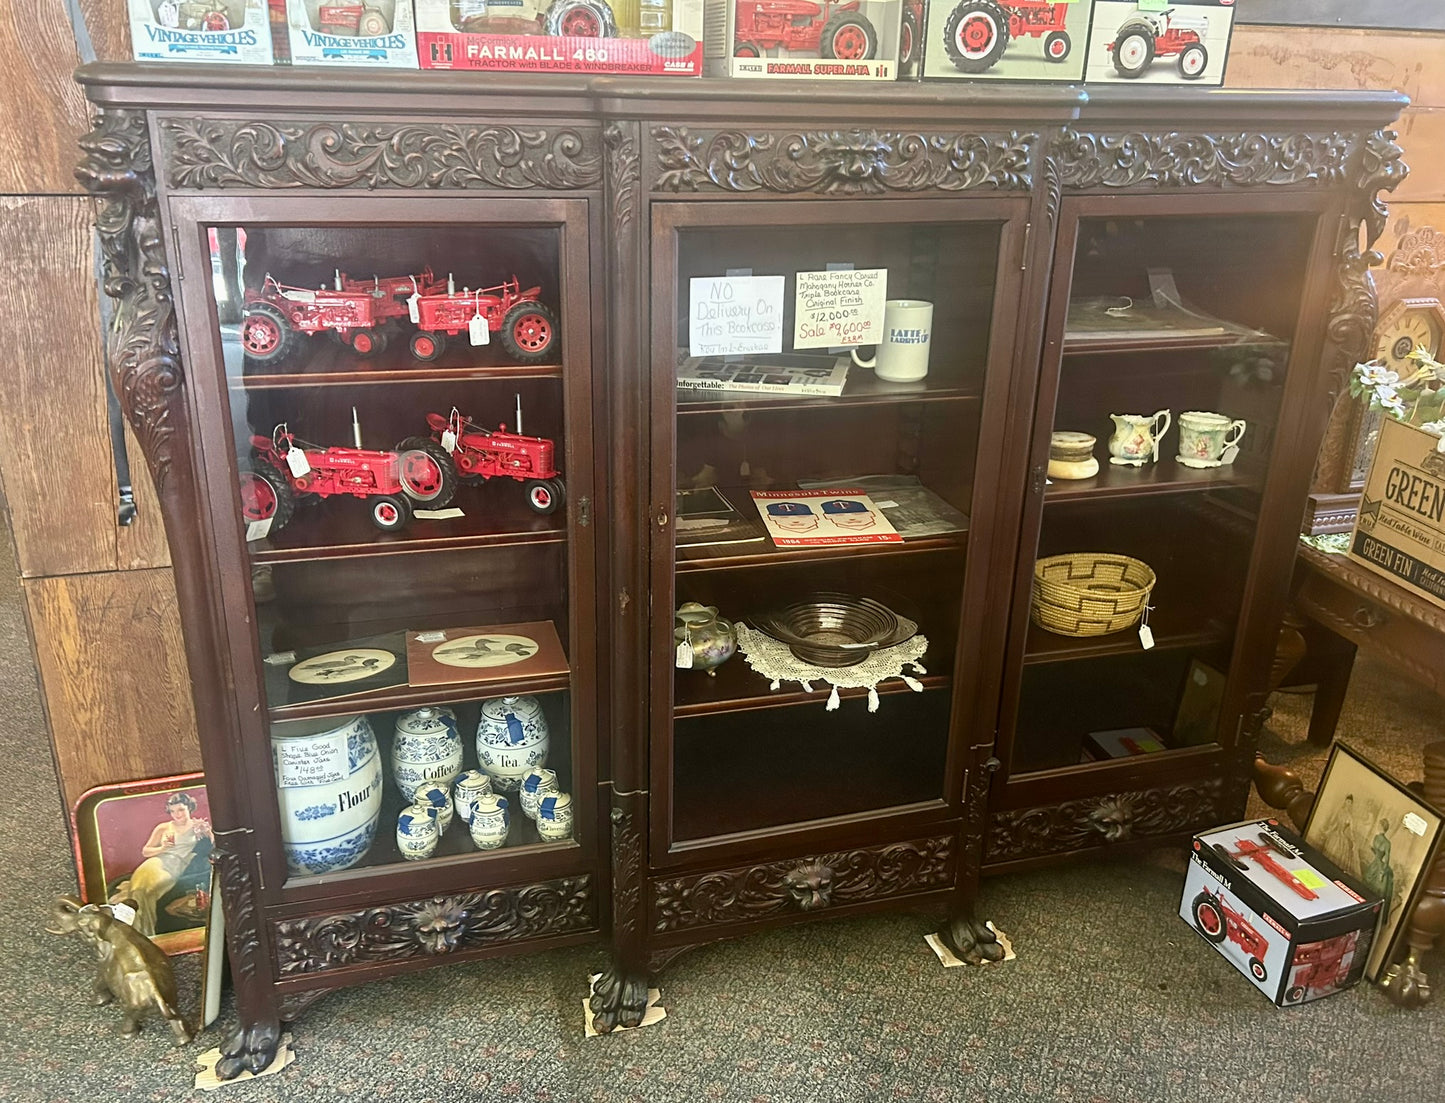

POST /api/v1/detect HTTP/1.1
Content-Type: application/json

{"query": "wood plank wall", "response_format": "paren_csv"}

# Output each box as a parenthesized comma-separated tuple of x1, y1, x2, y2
(0, 12, 1438, 823)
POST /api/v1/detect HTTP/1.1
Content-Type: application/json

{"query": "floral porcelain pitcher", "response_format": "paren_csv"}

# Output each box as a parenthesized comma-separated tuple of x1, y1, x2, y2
(1108, 409, 1172, 467)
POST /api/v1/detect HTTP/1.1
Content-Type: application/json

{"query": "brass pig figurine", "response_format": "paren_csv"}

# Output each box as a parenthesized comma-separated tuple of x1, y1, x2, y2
(48, 895, 194, 1044)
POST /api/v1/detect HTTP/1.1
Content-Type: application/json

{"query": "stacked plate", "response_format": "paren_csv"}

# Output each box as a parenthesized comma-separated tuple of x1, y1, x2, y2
(753, 593, 917, 668)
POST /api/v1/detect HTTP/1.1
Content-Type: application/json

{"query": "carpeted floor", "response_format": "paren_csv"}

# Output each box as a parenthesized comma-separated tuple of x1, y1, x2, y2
(5, 521, 1445, 1100)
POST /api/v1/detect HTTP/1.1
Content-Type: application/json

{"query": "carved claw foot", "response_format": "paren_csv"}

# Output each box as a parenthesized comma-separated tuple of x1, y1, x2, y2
(215, 1018, 281, 1080)
(941, 910, 1005, 965)
(588, 967, 650, 1033)
(1380, 949, 1432, 1007)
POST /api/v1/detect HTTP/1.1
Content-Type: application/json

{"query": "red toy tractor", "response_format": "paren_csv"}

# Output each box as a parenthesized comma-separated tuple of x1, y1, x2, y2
(317, 1, 393, 35)
(1107, 5, 1218, 80)
(1192, 888, 1269, 982)
(941, 0, 1073, 73)
(407, 277, 558, 365)
(242, 268, 444, 365)
(240, 423, 456, 534)
(733, 0, 879, 61)
(1284, 932, 1358, 1004)
(425, 407, 565, 515)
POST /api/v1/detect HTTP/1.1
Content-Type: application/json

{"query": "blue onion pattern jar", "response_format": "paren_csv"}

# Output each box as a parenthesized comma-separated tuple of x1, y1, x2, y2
(392, 705, 463, 798)
(476, 696, 549, 793)
(271, 714, 382, 876)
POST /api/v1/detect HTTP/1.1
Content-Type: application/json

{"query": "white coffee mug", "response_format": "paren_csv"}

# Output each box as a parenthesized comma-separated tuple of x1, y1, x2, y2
(851, 300, 934, 383)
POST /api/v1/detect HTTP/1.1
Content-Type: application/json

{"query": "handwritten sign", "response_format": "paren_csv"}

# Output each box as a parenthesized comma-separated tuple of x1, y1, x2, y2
(274, 732, 348, 788)
(688, 275, 785, 356)
(793, 268, 886, 350)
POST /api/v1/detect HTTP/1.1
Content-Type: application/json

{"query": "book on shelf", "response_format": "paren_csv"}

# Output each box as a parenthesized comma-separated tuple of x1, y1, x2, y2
(750, 488, 903, 547)
(675, 487, 768, 549)
(796, 475, 969, 539)
(676, 353, 851, 397)
(1065, 297, 1238, 344)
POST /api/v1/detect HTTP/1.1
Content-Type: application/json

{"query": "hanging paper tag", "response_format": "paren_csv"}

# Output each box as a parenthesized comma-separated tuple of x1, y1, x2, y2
(407, 292, 420, 325)
(108, 902, 137, 926)
(675, 641, 693, 669)
(246, 518, 273, 542)
(1221, 445, 1239, 465)
(441, 429, 457, 454)
(1139, 624, 1155, 650)
(285, 448, 311, 478)
(415, 630, 448, 643)
(468, 314, 489, 346)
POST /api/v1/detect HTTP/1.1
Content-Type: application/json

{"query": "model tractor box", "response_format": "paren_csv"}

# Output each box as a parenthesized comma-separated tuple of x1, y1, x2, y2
(415, 0, 705, 74)
(129, 0, 276, 63)
(285, 0, 419, 66)
(704, 0, 903, 80)
(918, 0, 1093, 82)
(1181, 819, 1382, 1007)
(1083, 0, 1235, 86)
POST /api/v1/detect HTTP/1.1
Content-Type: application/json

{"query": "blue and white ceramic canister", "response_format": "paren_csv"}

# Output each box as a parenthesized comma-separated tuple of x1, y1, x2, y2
(452, 769, 493, 827)
(392, 705, 463, 798)
(271, 714, 382, 876)
(476, 695, 549, 793)
(414, 783, 453, 834)
(468, 793, 510, 850)
(519, 767, 560, 820)
(396, 803, 439, 861)
(536, 792, 574, 842)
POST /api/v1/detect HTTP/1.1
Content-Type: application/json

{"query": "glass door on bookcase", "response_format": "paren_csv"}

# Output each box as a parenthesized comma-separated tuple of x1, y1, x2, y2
(1001, 204, 1324, 778)
(650, 199, 1026, 852)
(173, 199, 595, 891)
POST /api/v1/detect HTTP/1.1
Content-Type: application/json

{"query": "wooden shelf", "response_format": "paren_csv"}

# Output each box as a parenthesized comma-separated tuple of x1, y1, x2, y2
(675, 650, 951, 717)
(1045, 457, 1260, 504)
(222, 327, 564, 389)
(676, 531, 966, 574)
(675, 374, 981, 415)
(267, 670, 571, 723)
(1024, 609, 1230, 665)
(1061, 332, 1268, 356)
(248, 479, 566, 564)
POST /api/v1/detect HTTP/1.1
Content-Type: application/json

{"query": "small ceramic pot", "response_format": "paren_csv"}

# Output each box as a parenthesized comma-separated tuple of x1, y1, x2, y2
(452, 770, 493, 827)
(1048, 431, 1099, 480)
(396, 803, 439, 861)
(271, 713, 382, 876)
(536, 792, 574, 842)
(413, 783, 453, 834)
(1177, 410, 1247, 468)
(476, 696, 549, 792)
(391, 705, 463, 798)
(674, 602, 737, 676)
(468, 793, 510, 850)
(519, 767, 560, 820)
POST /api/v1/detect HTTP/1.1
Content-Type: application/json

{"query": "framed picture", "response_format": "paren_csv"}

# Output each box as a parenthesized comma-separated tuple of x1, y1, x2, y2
(1172, 659, 1226, 746)
(1303, 743, 1445, 981)
(71, 773, 213, 955)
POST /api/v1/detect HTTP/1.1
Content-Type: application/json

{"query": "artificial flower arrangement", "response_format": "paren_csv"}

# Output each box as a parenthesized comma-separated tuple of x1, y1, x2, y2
(1349, 346, 1445, 439)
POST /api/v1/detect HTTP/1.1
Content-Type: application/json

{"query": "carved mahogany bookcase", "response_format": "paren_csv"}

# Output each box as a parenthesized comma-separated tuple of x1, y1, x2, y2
(75, 65, 1405, 1075)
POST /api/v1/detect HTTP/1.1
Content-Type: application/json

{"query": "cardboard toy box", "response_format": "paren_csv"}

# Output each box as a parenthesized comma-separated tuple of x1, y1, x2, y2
(1083, 0, 1235, 87)
(704, 0, 903, 81)
(1181, 819, 1382, 1007)
(918, 0, 1093, 83)
(416, 0, 704, 74)
(1348, 417, 1445, 611)
(129, 0, 276, 63)
(285, 0, 418, 66)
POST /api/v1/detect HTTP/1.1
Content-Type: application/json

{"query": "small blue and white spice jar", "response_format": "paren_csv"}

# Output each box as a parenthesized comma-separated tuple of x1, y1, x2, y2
(468, 793, 510, 850)
(536, 792, 573, 842)
(413, 783, 453, 834)
(452, 769, 493, 827)
(396, 803, 439, 861)
(519, 767, 560, 821)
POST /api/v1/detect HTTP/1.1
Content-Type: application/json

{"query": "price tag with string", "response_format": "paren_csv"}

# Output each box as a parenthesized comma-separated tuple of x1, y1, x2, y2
(1138, 601, 1155, 650)
(469, 305, 489, 346)
(285, 446, 310, 478)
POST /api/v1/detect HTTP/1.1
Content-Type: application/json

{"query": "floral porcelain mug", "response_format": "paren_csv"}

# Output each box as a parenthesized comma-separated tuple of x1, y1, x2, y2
(1108, 410, 1171, 467)
(1178, 411, 1246, 468)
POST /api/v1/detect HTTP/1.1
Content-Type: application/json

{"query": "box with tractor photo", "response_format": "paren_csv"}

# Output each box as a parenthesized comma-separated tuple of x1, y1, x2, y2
(285, 0, 419, 65)
(129, 0, 276, 63)
(416, 0, 705, 73)
(1083, 0, 1235, 86)
(704, 0, 903, 79)
(916, 0, 1093, 82)
(1181, 819, 1382, 1006)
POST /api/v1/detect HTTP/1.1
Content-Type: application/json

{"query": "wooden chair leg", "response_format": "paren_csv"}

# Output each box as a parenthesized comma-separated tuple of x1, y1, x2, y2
(1306, 630, 1357, 747)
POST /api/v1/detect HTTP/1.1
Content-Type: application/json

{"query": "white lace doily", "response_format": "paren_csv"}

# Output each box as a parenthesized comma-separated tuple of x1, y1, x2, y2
(735, 623, 929, 712)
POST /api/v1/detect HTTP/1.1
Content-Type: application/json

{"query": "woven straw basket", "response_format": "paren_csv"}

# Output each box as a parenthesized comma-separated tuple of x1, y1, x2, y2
(1031, 552, 1157, 637)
